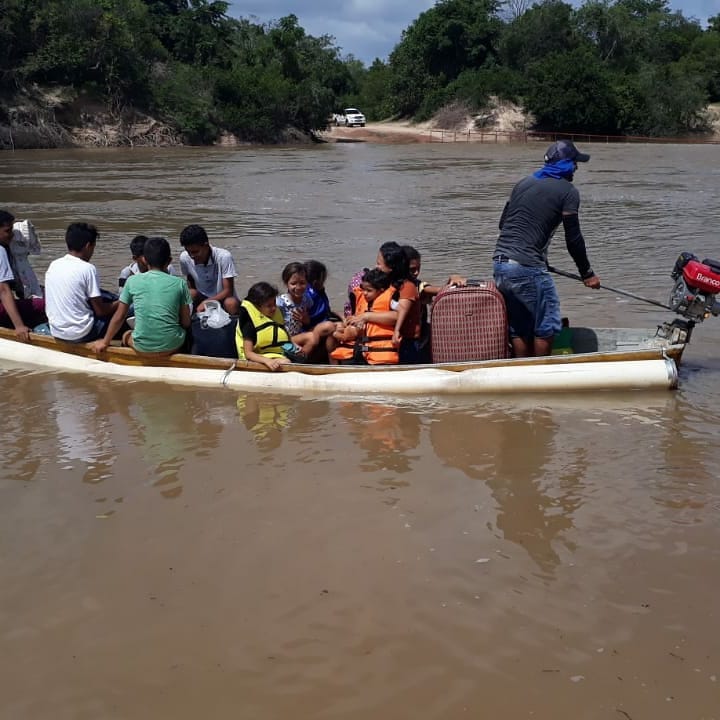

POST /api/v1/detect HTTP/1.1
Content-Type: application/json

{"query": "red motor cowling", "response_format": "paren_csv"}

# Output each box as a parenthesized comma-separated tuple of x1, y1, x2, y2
(669, 253, 720, 322)
(682, 259, 720, 294)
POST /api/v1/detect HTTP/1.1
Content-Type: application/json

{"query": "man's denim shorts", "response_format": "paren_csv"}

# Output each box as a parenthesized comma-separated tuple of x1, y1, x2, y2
(69, 316, 110, 344)
(493, 260, 561, 339)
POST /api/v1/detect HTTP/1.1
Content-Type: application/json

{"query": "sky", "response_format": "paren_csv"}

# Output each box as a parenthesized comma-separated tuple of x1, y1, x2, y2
(228, 1, 719, 65)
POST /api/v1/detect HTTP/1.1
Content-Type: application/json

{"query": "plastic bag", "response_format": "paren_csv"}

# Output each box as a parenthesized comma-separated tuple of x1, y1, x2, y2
(10, 220, 43, 298)
(196, 300, 232, 329)
(11, 220, 41, 256)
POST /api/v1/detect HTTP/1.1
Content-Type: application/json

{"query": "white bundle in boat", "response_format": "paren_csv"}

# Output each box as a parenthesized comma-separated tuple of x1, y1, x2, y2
(10, 219, 43, 298)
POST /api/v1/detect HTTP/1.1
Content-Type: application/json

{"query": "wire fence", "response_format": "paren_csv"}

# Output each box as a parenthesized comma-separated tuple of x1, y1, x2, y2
(426, 128, 720, 145)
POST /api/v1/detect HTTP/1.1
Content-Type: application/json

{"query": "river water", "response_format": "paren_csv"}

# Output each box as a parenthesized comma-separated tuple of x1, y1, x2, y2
(2, 142, 720, 719)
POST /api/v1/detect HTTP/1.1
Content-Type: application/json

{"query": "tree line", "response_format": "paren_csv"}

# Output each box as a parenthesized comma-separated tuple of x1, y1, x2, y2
(1, 0, 718, 143)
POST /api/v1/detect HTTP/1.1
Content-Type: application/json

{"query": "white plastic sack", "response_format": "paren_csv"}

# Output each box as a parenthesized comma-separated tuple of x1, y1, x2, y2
(11, 220, 41, 256)
(10, 219, 43, 298)
(197, 300, 231, 329)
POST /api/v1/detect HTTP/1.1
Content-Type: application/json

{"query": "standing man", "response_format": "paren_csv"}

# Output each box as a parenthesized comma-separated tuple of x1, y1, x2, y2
(492, 140, 601, 357)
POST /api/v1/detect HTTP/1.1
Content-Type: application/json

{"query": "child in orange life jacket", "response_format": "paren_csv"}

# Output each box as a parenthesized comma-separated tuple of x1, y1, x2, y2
(329, 268, 399, 365)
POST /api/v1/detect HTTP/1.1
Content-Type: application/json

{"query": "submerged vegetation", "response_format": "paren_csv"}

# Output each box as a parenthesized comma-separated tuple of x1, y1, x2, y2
(1, 0, 719, 147)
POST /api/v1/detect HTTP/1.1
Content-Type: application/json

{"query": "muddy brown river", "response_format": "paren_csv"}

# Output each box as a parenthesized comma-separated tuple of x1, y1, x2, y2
(2, 141, 720, 719)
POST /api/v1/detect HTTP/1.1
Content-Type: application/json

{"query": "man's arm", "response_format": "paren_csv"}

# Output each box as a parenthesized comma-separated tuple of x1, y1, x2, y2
(205, 276, 235, 304)
(89, 296, 118, 318)
(178, 255, 200, 300)
(562, 213, 600, 288)
(0, 282, 30, 341)
(93, 301, 130, 353)
(421, 275, 468, 300)
(179, 302, 191, 330)
(184, 274, 201, 302)
(208, 251, 238, 304)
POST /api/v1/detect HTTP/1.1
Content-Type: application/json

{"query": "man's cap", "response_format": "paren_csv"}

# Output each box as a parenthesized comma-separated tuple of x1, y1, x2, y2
(544, 140, 590, 164)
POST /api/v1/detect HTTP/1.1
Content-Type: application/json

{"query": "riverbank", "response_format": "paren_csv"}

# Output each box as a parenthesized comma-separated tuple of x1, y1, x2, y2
(2, 87, 719, 150)
(0, 86, 182, 150)
(323, 103, 720, 145)
(320, 100, 532, 144)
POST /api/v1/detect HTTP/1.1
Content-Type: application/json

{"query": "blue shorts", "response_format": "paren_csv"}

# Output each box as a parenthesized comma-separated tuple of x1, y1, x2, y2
(69, 316, 110, 344)
(493, 261, 561, 339)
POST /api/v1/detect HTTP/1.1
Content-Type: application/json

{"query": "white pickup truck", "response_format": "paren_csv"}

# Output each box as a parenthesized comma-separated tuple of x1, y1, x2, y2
(333, 108, 366, 127)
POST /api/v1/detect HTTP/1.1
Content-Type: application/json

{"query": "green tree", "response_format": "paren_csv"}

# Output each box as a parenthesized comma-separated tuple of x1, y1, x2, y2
(21, 0, 160, 106)
(388, 0, 502, 117)
(499, 0, 578, 72)
(577, 0, 703, 71)
(214, 62, 293, 141)
(144, 0, 236, 67)
(613, 61, 708, 135)
(355, 59, 393, 120)
(149, 61, 217, 141)
(0, 0, 39, 88)
(524, 46, 616, 131)
(212, 15, 347, 137)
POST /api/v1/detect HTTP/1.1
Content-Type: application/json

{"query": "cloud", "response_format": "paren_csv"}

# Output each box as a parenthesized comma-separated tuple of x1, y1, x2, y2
(228, 0, 719, 66)
(228, 0, 435, 63)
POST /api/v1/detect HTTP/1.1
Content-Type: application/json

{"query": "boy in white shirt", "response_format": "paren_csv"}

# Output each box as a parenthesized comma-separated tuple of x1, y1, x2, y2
(179, 224, 240, 315)
(45, 223, 118, 343)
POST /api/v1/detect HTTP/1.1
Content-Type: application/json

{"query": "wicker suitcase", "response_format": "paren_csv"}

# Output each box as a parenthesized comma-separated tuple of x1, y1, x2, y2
(430, 280, 510, 362)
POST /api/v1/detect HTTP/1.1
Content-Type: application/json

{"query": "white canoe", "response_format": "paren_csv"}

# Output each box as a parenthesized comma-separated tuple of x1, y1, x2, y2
(0, 326, 683, 395)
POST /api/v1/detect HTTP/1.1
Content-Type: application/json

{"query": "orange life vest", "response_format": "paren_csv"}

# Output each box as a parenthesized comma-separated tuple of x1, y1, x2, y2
(330, 286, 398, 365)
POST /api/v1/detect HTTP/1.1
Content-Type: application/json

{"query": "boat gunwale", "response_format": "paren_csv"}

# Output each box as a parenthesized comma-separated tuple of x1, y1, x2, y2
(0, 326, 685, 375)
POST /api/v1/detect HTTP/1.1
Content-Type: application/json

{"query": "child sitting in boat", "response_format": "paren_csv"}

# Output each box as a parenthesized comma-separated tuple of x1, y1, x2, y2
(302, 259, 342, 358)
(0, 210, 46, 342)
(236, 281, 298, 371)
(118, 234, 177, 289)
(401, 245, 467, 303)
(401, 245, 467, 363)
(304, 260, 340, 325)
(45, 223, 118, 343)
(93, 236, 191, 356)
(276, 262, 313, 336)
(329, 268, 398, 365)
(276, 262, 328, 357)
(343, 267, 367, 318)
(178, 224, 240, 315)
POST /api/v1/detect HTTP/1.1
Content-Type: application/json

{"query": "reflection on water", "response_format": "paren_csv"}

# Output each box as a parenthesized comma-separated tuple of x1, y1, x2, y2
(340, 402, 421, 475)
(237, 392, 294, 453)
(430, 407, 578, 575)
(2, 372, 232, 500)
(1, 374, 720, 718)
(48, 376, 119, 486)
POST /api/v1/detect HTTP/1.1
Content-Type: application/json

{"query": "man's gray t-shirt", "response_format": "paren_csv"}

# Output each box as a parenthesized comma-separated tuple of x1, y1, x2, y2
(494, 176, 580, 267)
(179, 246, 237, 298)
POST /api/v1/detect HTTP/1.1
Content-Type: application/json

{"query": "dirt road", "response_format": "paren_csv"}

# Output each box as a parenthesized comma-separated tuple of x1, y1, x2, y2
(319, 121, 434, 144)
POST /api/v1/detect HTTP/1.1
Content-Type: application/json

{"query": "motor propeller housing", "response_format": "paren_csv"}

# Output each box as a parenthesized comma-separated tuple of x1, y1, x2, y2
(669, 253, 720, 322)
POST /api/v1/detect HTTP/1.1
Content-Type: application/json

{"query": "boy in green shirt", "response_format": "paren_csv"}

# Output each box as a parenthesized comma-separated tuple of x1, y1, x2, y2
(93, 236, 191, 355)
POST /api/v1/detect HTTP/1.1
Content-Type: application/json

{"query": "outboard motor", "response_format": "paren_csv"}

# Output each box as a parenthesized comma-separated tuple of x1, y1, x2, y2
(655, 252, 720, 345)
(669, 252, 720, 322)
